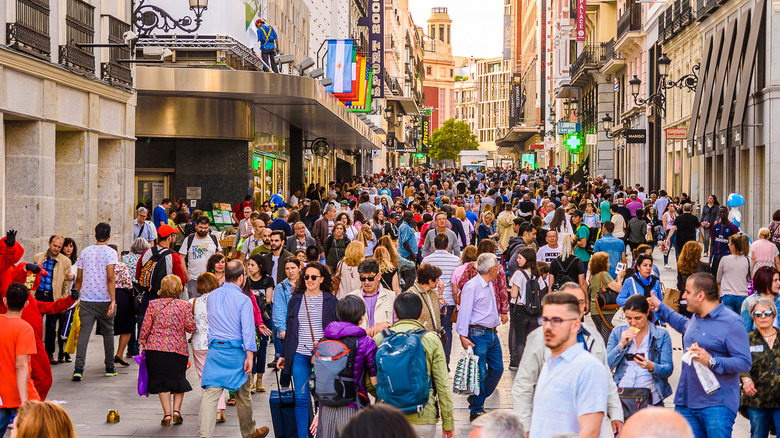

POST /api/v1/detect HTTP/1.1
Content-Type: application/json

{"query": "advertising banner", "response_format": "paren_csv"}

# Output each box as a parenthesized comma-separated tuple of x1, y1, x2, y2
(577, 0, 586, 41)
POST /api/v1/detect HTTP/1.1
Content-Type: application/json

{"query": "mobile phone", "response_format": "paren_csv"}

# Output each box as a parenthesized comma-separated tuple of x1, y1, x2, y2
(625, 353, 645, 361)
(616, 262, 626, 274)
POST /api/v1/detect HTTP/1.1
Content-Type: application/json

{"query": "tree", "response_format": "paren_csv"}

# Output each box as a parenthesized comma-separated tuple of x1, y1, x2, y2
(429, 118, 479, 162)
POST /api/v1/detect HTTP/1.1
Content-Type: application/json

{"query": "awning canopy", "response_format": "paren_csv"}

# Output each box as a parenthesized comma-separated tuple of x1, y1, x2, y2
(495, 125, 540, 148)
(387, 95, 421, 116)
(134, 66, 381, 150)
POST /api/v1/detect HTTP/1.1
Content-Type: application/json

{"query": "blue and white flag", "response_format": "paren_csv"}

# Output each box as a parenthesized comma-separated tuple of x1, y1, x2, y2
(326, 39, 354, 93)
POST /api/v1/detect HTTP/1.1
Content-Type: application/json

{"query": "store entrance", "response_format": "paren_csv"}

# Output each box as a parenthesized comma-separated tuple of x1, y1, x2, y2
(135, 173, 170, 210)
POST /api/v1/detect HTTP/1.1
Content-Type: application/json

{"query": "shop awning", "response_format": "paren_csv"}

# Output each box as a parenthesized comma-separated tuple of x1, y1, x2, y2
(495, 125, 540, 148)
(386, 95, 421, 116)
(134, 66, 381, 150)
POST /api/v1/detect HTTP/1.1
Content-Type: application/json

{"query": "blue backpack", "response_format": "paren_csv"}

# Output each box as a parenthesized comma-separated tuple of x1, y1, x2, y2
(375, 328, 431, 415)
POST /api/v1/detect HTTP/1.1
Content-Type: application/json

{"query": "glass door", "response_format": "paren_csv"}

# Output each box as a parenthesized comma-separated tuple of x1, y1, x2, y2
(135, 173, 170, 211)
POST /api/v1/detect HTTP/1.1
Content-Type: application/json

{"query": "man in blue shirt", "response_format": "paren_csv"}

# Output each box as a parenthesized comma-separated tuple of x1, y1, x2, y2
(133, 207, 157, 243)
(152, 198, 171, 230)
(649, 272, 751, 438)
(255, 18, 279, 73)
(709, 206, 740, 276)
(199, 260, 271, 438)
(397, 211, 418, 262)
(592, 221, 626, 277)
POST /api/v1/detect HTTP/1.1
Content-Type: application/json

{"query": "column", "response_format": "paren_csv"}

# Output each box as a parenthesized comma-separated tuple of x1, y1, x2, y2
(54, 130, 98, 252)
(5, 121, 56, 251)
(98, 138, 132, 250)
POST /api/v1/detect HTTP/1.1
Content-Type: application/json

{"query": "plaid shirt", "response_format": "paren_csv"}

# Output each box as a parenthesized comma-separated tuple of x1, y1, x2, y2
(38, 254, 58, 293)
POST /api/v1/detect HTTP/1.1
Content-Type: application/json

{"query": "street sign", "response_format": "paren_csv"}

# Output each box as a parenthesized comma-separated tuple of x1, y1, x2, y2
(625, 129, 647, 143)
(665, 127, 688, 139)
(529, 144, 544, 150)
(557, 122, 579, 134)
(586, 134, 598, 146)
(544, 136, 554, 148)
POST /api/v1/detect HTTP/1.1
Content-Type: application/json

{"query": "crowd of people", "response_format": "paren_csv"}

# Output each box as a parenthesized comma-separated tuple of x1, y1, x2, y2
(2, 165, 780, 438)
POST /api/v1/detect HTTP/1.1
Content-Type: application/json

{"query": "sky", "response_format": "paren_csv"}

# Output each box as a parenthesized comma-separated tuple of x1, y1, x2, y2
(408, 0, 505, 59)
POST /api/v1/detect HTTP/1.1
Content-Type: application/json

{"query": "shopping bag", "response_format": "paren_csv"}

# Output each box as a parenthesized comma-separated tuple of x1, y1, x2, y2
(663, 288, 682, 313)
(134, 352, 150, 397)
(467, 349, 481, 396)
(658, 240, 671, 256)
(64, 304, 81, 355)
(452, 347, 471, 394)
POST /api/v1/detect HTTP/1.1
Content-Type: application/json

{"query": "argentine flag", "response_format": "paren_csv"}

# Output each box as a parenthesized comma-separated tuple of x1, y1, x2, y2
(326, 39, 353, 93)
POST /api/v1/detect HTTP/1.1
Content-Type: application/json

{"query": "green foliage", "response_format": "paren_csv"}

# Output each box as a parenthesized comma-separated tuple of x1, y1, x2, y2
(430, 119, 479, 162)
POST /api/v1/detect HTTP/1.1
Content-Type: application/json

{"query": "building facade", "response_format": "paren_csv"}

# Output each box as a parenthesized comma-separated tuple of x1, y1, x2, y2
(422, 7, 455, 132)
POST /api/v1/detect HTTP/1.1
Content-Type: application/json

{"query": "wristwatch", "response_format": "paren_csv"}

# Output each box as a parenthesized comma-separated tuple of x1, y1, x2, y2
(708, 357, 716, 369)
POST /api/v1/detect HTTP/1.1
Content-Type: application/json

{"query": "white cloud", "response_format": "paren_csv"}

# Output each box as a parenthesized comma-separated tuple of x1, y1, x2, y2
(409, 0, 504, 59)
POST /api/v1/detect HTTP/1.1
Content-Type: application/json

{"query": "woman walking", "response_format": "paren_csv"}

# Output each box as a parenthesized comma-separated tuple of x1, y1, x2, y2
(109, 244, 135, 366)
(751, 228, 780, 274)
(589, 251, 625, 343)
(741, 297, 780, 438)
(700, 195, 719, 257)
(334, 241, 366, 299)
(278, 262, 338, 438)
(206, 254, 226, 285)
(139, 275, 196, 426)
(717, 234, 752, 315)
(742, 267, 780, 332)
(244, 255, 275, 393)
(324, 222, 350, 273)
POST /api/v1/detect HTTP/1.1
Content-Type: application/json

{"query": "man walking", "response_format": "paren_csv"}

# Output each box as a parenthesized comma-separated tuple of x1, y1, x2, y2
(422, 234, 461, 363)
(255, 18, 279, 73)
(285, 221, 315, 254)
(72, 222, 118, 381)
(529, 291, 610, 438)
(33, 235, 73, 364)
(263, 230, 293, 285)
(422, 212, 460, 258)
(593, 222, 626, 277)
(180, 216, 221, 298)
(708, 206, 740, 276)
(648, 273, 751, 438)
(313, 204, 337, 259)
(397, 211, 418, 263)
(347, 259, 395, 337)
(456, 253, 504, 421)
(153, 198, 172, 230)
(240, 219, 266, 261)
(199, 260, 271, 438)
(535, 230, 561, 265)
(507, 222, 537, 278)
(269, 207, 293, 237)
(133, 207, 157, 243)
(665, 203, 700, 266)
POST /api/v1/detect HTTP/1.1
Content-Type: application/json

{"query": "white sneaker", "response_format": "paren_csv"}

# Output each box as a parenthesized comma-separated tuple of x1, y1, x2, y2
(664, 264, 671, 269)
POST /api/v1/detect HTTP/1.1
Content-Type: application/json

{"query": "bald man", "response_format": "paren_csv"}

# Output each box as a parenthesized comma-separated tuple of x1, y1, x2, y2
(621, 407, 693, 438)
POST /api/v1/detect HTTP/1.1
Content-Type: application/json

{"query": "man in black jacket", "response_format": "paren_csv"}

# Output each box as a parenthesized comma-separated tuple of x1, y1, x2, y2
(507, 221, 537, 278)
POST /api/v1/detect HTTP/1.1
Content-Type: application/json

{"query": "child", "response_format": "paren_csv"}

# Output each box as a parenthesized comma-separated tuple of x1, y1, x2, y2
(313, 296, 378, 438)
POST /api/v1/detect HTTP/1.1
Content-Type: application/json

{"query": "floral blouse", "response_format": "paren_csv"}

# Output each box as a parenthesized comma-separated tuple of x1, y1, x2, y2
(190, 294, 210, 351)
(122, 253, 141, 280)
(114, 261, 133, 290)
(456, 262, 509, 314)
(139, 298, 196, 356)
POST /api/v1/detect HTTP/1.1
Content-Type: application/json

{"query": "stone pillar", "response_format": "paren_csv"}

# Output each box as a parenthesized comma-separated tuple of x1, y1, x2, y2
(98, 138, 132, 251)
(5, 121, 56, 252)
(597, 78, 616, 181)
(55, 130, 98, 252)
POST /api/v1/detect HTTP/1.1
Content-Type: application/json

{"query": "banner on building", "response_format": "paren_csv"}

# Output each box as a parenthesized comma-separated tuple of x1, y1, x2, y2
(626, 129, 647, 143)
(577, 0, 586, 41)
(333, 51, 361, 101)
(359, 0, 384, 98)
(325, 39, 354, 93)
(557, 122, 579, 134)
(420, 116, 430, 146)
(509, 73, 522, 127)
(503, 13, 512, 61)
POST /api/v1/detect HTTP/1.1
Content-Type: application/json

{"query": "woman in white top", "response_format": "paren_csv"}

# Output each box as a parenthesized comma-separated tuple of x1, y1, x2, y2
(717, 234, 752, 315)
(508, 247, 547, 369)
(335, 241, 366, 299)
(189, 272, 228, 423)
(662, 203, 678, 267)
(456, 206, 474, 247)
(337, 212, 360, 242)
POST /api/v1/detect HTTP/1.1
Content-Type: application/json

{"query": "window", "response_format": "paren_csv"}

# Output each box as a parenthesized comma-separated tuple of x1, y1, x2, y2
(439, 25, 445, 42)
(426, 66, 432, 75)
(430, 25, 435, 40)
(450, 69, 453, 77)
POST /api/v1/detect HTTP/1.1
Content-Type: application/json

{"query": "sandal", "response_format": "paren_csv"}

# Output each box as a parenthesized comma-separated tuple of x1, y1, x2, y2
(161, 415, 172, 426)
(227, 397, 236, 406)
(172, 410, 183, 425)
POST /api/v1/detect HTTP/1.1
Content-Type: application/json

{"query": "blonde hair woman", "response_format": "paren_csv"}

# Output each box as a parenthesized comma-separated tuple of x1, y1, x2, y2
(549, 233, 587, 293)
(356, 224, 376, 256)
(335, 241, 367, 299)
(11, 401, 75, 438)
(372, 246, 401, 295)
(456, 206, 474, 247)
(139, 274, 196, 426)
(752, 227, 780, 274)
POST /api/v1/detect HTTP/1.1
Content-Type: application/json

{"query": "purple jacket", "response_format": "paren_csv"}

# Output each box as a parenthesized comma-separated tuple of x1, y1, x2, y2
(323, 321, 378, 407)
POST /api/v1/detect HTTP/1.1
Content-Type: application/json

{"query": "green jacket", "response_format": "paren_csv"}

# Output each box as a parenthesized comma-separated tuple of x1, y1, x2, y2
(741, 328, 780, 408)
(369, 320, 454, 431)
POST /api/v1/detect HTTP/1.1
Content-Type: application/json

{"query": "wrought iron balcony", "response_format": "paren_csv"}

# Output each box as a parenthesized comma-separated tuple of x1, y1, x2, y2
(101, 15, 133, 86)
(59, 0, 95, 73)
(604, 38, 624, 61)
(101, 62, 132, 86)
(570, 42, 608, 80)
(6, 0, 51, 60)
(660, 0, 693, 44)
(59, 43, 95, 73)
(617, 4, 642, 41)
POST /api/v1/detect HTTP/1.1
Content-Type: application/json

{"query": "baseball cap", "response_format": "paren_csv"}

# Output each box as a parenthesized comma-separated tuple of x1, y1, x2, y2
(388, 212, 400, 220)
(255, 18, 265, 26)
(157, 224, 179, 239)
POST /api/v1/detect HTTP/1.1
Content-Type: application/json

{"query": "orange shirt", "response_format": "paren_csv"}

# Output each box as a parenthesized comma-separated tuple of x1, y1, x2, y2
(0, 315, 39, 408)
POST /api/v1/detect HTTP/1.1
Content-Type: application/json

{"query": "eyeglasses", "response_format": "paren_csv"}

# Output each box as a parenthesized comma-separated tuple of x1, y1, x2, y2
(304, 274, 321, 281)
(753, 310, 775, 318)
(537, 317, 578, 327)
(359, 275, 377, 282)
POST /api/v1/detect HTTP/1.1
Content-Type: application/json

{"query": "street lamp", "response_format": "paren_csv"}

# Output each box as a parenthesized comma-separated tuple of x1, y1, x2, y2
(629, 53, 699, 117)
(602, 113, 630, 139)
(133, 0, 209, 36)
(385, 106, 402, 127)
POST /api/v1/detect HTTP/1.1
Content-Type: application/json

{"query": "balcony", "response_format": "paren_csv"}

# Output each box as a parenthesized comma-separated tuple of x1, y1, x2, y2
(617, 4, 642, 44)
(101, 15, 132, 86)
(601, 38, 626, 74)
(660, 0, 694, 44)
(59, 0, 95, 74)
(6, 0, 51, 60)
(570, 42, 608, 85)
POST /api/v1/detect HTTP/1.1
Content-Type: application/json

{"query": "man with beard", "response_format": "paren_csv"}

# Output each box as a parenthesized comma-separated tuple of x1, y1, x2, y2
(179, 216, 221, 298)
(263, 231, 293, 285)
(528, 291, 611, 438)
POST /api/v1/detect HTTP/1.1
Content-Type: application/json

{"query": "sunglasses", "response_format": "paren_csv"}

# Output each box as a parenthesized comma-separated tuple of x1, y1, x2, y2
(359, 275, 377, 282)
(754, 310, 775, 318)
(304, 274, 321, 281)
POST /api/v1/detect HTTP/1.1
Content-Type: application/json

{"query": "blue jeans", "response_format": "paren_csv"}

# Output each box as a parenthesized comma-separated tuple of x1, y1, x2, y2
(748, 407, 780, 438)
(292, 353, 313, 438)
(676, 405, 736, 438)
(252, 334, 269, 374)
(467, 327, 504, 416)
(0, 408, 16, 436)
(441, 305, 455, 365)
(721, 295, 747, 316)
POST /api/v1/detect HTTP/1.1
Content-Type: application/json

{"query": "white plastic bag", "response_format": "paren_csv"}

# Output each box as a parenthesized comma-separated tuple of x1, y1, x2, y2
(453, 346, 481, 395)
(682, 351, 721, 395)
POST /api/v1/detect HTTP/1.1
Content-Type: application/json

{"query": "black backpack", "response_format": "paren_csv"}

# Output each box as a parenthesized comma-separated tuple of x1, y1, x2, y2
(521, 270, 548, 316)
(136, 246, 173, 294)
(551, 256, 577, 291)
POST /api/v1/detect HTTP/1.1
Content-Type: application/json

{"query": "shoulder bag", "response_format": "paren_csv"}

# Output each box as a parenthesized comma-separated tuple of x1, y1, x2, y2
(596, 272, 621, 310)
(303, 293, 318, 355)
(414, 284, 448, 347)
(332, 260, 343, 295)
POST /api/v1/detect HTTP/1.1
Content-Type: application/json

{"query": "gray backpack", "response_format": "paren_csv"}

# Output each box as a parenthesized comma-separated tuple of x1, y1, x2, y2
(309, 336, 360, 407)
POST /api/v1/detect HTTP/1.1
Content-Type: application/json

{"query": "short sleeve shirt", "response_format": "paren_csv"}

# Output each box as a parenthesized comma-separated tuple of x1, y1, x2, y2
(179, 235, 222, 279)
(673, 213, 701, 245)
(574, 225, 592, 262)
(77, 244, 118, 302)
(0, 316, 38, 408)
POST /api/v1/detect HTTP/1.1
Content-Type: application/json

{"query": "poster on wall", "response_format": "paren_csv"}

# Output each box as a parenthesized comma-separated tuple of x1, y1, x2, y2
(521, 154, 536, 170)
(358, 0, 384, 98)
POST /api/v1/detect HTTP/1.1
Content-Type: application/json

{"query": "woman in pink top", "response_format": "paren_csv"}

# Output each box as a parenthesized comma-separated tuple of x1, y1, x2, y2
(752, 228, 780, 274)
(139, 275, 196, 426)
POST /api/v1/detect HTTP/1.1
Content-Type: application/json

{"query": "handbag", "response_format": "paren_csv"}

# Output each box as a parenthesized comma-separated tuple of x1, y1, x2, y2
(595, 273, 620, 310)
(663, 288, 682, 313)
(618, 387, 651, 419)
(331, 261, 343, 295)
(134, 351, 150, 397)
(612, 307, 627, 327)
(453, 346, 480, 396)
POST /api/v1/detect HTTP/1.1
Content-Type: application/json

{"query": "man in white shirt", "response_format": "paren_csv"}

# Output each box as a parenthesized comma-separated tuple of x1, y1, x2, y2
(240, 219, 266, 260)
(536, 230, 561, 264)
(179, 216, 221, 298)
(421, 233, 461, 364)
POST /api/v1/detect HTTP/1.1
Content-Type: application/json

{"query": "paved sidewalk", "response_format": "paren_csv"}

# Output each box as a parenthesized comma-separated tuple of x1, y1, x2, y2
(40, 248, 749, 437)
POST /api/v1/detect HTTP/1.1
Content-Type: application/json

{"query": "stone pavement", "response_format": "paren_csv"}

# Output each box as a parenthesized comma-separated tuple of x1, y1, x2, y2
(39, 248, 750, 437)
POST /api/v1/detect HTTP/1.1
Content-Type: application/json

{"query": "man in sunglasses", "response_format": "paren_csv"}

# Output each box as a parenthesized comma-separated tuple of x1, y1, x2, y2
(512, 282, 623, 437)
(346, 259, 395, 337)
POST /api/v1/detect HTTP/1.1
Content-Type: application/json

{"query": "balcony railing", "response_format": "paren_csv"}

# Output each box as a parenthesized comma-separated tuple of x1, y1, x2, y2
(59, 0, 95, 73)
(617, 4, 642, 41)
(101, 15, 132, 86)
(570, 42, 608, 79)
(6, 0, 51, 60)
(660, 0, 693, 44)
(604, 38, 624, 61)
